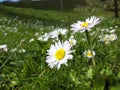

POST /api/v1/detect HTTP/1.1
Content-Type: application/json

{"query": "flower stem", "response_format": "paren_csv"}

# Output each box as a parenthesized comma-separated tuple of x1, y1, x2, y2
(85, 30, 96, 66)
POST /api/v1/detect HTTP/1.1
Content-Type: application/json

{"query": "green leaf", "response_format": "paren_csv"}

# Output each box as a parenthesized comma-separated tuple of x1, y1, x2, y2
(105, 69, 112, 76)
(86, 67, 93, 79)
(69, 69, 80, 85)
(69, 69, 76, 82)
(110, 85, 120, 90)
(117, 71, 120, 79)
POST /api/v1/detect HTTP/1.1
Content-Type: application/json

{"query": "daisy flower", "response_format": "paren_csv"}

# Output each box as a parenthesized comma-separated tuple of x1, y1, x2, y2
(58, 28, 67, 35)
(38, 33, 50, 41)
(109, 34, 117, 41)
(46, 40, 73, 69)
(68, 36, 77, 46)
(50, 29, 60, 39)
(84, 50, 95, 59)
(50, 28, 67, 39)
(0, 45, 8, 52)
(101, 34, 110, 44)
(71, 16, 100, 33)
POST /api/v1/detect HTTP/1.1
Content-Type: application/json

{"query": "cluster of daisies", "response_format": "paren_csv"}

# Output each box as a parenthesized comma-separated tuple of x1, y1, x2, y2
(0, 39, 26, 53)
(100, 34, 117, 44)
(0, 16, 118, 70)
(10, 48, 26, 53)
(0, 16, 43, 37)
(0, 16, 43, 54)
(46, 16, 100, 69)
(98, 27, 118, 44)
(37, 28, 68, 41)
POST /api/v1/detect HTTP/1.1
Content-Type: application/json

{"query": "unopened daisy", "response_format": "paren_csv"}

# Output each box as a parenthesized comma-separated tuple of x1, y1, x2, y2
(46, 40, 73, 69)
(29, 38, 34, 43)
(109, 27, 113, 29)
(84, 50, 95, 59)
(115, 26, 118, 28)
(18, 49, 26, 53)
(71, 16, 100, 33)
(109, 29, 115, 33)
(10, 48, 17, 52)
(35, 32, 39, 36)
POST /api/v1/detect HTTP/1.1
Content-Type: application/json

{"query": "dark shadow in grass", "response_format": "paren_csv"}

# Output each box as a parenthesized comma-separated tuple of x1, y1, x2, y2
(0, 5, 66, 26)
(0, 0, 87, 11)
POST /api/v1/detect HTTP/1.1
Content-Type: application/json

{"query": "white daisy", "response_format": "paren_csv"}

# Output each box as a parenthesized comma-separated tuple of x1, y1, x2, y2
(71, 16, 100, 33)
(71, 21, 84, 33)
(100, 34, 110, 44)
(58, 28, 67, 35)
(46, 40, 73, 70)
(109, 34, 117, 41)
(38, 33, 50, 41)
(50, 28, 67, 39)
(0, 45, 8, 52)
(68, 36, 77, 46)
(84, 50, 95, 59)
(50, 29, 59, 39)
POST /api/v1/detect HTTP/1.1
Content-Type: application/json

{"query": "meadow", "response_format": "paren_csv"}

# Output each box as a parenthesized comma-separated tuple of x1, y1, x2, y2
(0, 3, 120, 90)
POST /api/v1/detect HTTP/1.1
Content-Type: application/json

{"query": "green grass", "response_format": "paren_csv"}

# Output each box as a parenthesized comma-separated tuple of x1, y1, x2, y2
(0, 5, 120, 90)
(1, 5, 119, 25)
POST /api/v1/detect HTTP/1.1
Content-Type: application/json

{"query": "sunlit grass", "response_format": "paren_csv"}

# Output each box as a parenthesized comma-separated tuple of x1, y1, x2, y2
(0, 5, 120, 90)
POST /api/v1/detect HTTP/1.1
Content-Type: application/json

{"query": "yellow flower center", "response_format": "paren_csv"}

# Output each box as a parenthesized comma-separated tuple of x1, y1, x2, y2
(55, 48, 65, 60)
(87, 51, 92, 57)
(103, 37, 109, 42)
(110, 35, 114, 40)
(81, 22, 88, 27)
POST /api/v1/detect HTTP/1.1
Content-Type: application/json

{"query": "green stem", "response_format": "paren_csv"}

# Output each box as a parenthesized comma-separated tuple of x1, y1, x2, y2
(85, 30, 96, 66)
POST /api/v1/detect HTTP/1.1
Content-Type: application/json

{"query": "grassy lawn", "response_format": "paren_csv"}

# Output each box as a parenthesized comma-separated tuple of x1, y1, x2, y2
(0, 5, 119, 24)
(0, 4, 120, 90)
